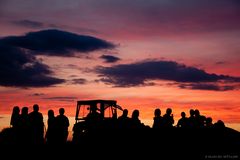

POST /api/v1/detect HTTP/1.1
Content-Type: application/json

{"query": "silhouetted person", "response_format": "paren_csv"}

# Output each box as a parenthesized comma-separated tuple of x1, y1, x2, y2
(85, 104, 102, 129)
(205, 117, 213, 128)
(10, 106, 21, 143)
(213, 120, 225, 129)
(130, 109, 144, 129)
(188, 109, 195, 128)
(118, 109, 130, 129)
(177, 112, 188, 128)
(162, 108, 174, 128)
(46, 109, 56, 144)
(10, 106, 20, 128)
(194, 109, 206, 128)
(28, 104, 44, 144)
(152, 108, 163, 129)
(20, 107, 29, 127)
(55, 108, 69, 144)
(19, 106, 30, 143)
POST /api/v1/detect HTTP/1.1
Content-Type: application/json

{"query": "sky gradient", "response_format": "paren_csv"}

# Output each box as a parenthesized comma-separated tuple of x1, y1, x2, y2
(0, 0, 240, 132)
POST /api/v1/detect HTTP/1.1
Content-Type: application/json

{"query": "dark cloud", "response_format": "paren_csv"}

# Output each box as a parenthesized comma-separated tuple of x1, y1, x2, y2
(0, 29, 115, 87)
(43, 96, 77, 102)
(100, 54, 121, 63)
(1, 29, 115, 57)
(71, 78, 87, 84)
(12, 20, 44, 28)
(30, 93, 45, 96)
(95, 60, 240, 90)
(179, 83, 235, 91)
(0, 43, 65, 87)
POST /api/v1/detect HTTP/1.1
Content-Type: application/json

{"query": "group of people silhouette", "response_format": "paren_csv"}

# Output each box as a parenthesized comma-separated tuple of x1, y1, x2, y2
(117, 108, 225, 130)
(10, 104, 69, 145)
(9, 104, 225, 145)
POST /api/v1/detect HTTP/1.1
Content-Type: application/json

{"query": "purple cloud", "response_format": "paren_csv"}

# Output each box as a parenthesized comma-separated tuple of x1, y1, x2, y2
(1, 29, 115, 57)
(0, 43, 65, 87)
(95, 60, 240, 90)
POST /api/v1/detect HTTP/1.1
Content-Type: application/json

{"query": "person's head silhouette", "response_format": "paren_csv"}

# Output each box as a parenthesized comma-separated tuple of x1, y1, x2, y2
(132, 110, 139, 119)
(195, 109, 200, 116)
(13, 106, 20, 114)
(154, 108, 161, 117)
(90, 104, 98, 113)
(181, 112, 186, 118)
(166, 108, 172, 115)
(59, 108, 65, 115)
(33, 104, 39, 112)
(122, 109, 128, 117)
(190, 109, 195, 117)
(48, 109, 54, 117)
(215, 120, 225, 128)
(206, 117, 212, 125)
(21, 107, 28, 115)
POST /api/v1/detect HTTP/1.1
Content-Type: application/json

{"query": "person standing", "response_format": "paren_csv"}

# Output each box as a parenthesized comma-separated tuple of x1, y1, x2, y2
(46, 109, 56, 144)
(55, 108, 69, 144)
(28, 104, 44, 144)
(10, 106, 20, 129)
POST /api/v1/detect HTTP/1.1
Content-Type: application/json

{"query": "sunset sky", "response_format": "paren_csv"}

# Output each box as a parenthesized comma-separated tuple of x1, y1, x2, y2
(0, 0, 240, 132)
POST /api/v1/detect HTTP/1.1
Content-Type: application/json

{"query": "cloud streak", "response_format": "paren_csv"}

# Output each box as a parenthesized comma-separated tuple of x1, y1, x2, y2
(11, 19, 98, 34)
(95, 60, 240, 90)
(43, 96, 77, 102)
(30, 93, 45, 96)
(12, 19, 44, 28)
(178, 83, 236, 91)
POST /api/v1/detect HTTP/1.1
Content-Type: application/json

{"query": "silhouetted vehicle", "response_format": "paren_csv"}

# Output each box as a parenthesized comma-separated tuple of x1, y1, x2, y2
(72, 99, 123, 143)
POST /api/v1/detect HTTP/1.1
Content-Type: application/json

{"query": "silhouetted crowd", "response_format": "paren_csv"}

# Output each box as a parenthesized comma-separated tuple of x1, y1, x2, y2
(6, 105, 226, 145)
(117, 108, 225, 130)
(9, 104, 69, 145)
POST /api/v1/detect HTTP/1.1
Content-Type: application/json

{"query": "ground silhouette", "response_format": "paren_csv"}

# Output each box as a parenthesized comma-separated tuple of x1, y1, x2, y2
(0, 104, 239, 159)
